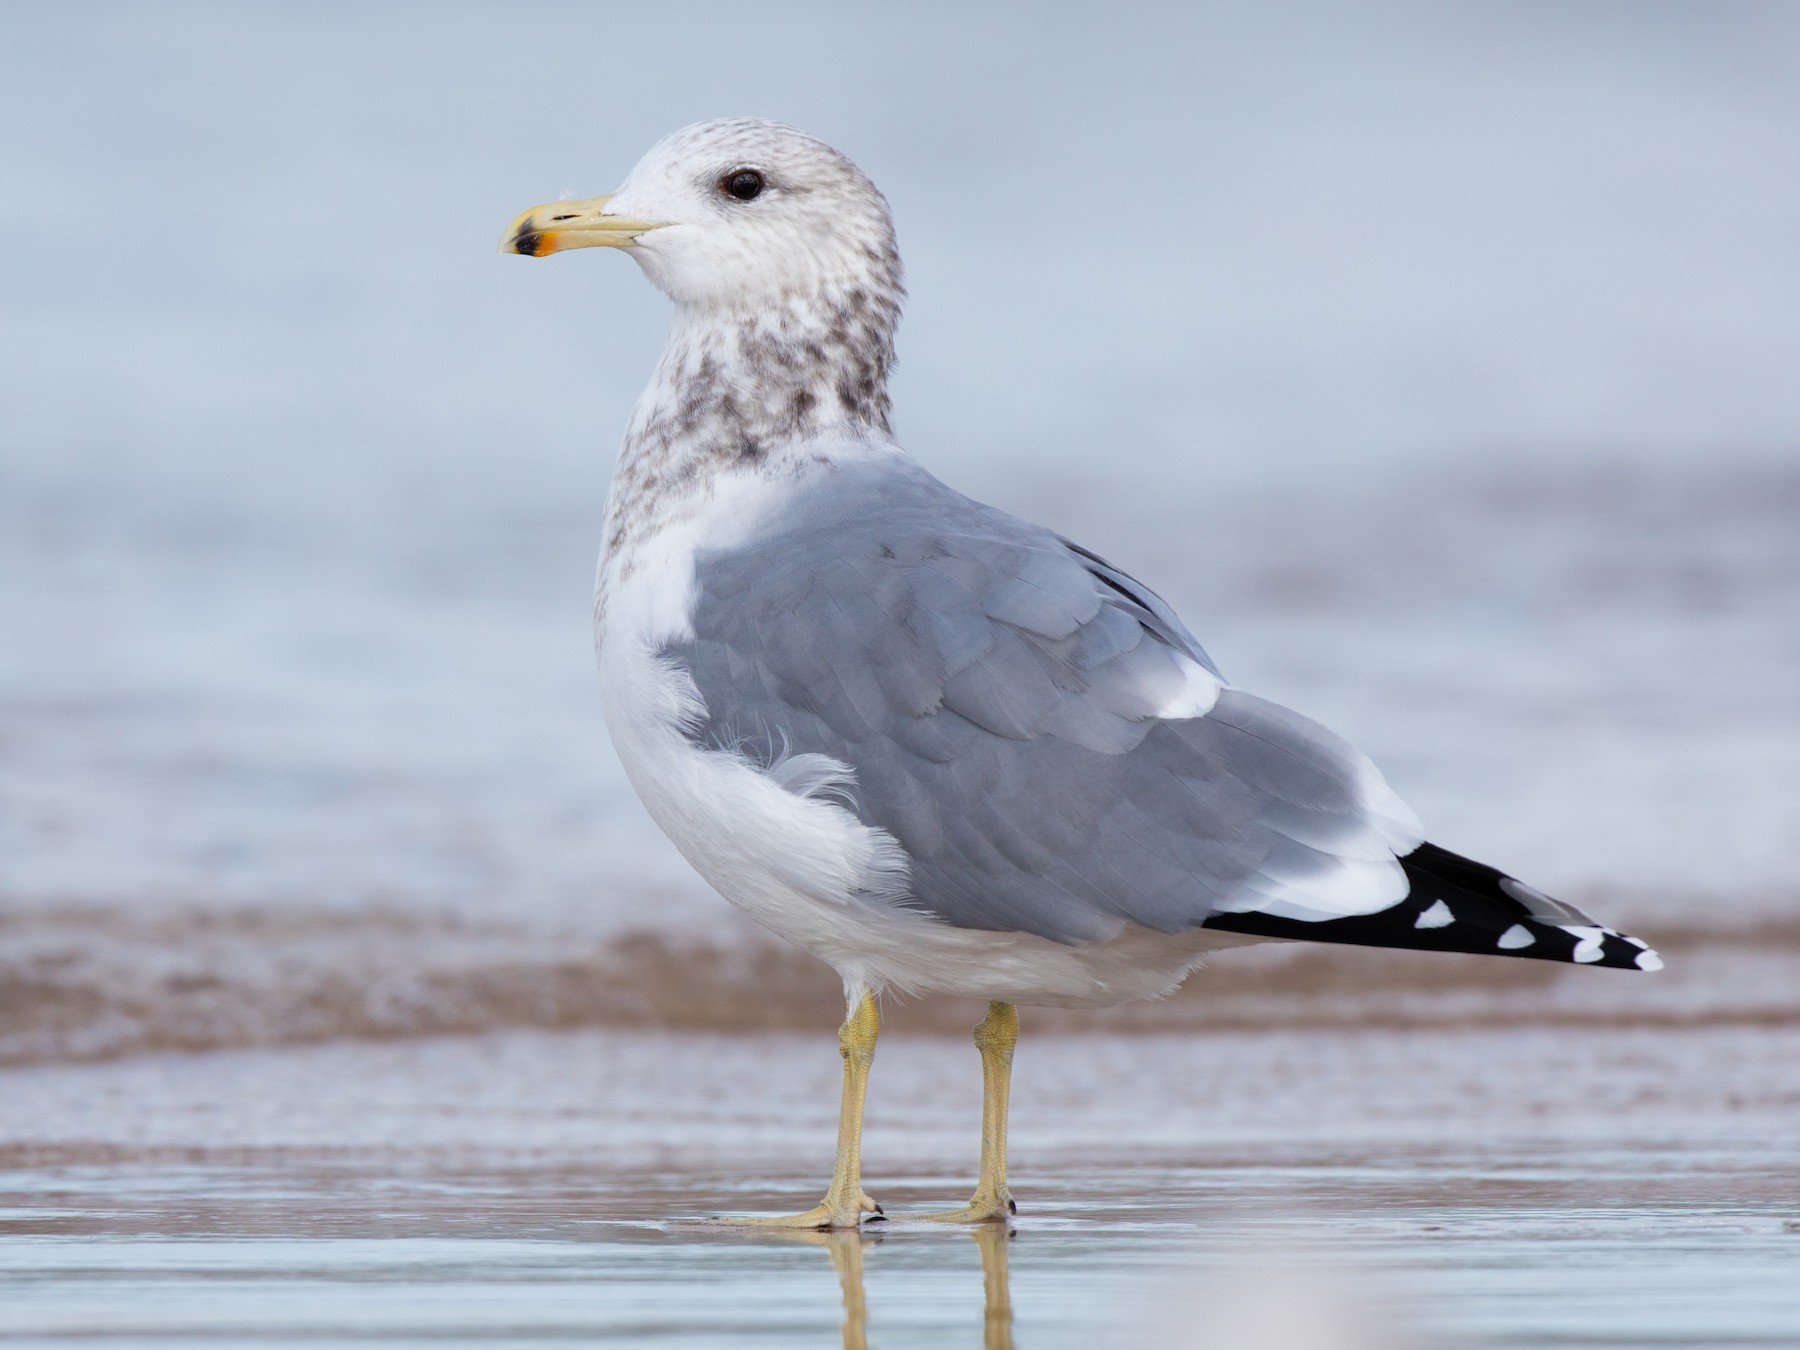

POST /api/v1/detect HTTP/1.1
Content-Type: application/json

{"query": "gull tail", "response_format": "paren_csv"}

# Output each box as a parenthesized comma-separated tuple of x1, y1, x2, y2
(1201, 841, 1662, 971)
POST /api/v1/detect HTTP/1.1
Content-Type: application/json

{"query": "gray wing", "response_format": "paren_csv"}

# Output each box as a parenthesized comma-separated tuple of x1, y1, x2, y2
(669, 455, 1422, 944)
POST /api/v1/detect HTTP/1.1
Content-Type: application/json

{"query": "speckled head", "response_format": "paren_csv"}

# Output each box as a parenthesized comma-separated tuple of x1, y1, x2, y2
(504, 118, 904, 319)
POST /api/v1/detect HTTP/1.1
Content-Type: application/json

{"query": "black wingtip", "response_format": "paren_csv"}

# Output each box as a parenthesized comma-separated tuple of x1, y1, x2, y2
(1202, 842, 1662, 971)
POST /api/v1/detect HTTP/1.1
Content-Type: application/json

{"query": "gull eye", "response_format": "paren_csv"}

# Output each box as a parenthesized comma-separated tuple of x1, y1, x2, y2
(721, 169, 765, 202)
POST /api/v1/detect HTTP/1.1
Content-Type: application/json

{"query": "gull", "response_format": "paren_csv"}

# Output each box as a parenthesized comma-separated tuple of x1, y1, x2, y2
(501, 118, 1660, 1229)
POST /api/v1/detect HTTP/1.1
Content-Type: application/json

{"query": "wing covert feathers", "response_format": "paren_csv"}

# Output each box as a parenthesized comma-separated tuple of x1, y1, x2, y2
(670, 456, 1658, 972)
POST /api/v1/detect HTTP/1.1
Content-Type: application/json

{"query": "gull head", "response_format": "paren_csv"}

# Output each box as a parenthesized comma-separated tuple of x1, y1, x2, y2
(501, 118, 902, 317)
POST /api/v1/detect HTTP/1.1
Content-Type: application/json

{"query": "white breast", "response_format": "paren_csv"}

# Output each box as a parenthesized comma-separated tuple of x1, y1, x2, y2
(593, 464, 914, 986)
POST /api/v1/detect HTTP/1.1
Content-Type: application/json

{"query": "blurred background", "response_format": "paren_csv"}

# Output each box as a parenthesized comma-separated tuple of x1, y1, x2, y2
(2, 1, 1797, 1060)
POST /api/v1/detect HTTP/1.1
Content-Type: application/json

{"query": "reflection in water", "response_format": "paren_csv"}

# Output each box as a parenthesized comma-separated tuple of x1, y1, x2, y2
(782, 1226, 1017, 1349)
(972, 1225, 1015, 1350)
(818, 1231, 872, 1350)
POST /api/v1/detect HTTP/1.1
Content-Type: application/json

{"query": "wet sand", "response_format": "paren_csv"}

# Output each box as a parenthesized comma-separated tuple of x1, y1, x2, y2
(2, 1023, 1795, 1347)
(7, 907, 1794, 1064)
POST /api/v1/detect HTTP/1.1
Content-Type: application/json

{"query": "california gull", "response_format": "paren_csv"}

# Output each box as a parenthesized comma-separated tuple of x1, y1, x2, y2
(501, 118, 1660, 1229)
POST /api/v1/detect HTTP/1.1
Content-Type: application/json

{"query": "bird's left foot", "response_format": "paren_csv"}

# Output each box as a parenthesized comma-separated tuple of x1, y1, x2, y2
(905, 1188, 1016, 1224)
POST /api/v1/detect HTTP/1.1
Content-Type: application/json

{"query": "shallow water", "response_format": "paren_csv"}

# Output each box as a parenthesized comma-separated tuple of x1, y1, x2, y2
(2, 1026, 1795, 1347)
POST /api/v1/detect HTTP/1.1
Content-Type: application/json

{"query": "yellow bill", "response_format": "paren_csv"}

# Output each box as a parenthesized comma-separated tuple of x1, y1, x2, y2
(499, 194, 669, 257)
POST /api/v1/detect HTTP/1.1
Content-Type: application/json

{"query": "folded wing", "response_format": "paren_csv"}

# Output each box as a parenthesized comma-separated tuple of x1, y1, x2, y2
(668, 454, 1656, 970)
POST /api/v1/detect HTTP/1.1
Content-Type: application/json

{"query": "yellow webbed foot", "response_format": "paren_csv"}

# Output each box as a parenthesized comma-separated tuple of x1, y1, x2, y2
(905, 1188, 1016, 1224)
(707, 1190, 886, 1230)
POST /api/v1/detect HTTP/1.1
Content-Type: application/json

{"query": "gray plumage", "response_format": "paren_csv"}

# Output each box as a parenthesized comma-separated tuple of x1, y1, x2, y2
(666, 454, 1418, 945)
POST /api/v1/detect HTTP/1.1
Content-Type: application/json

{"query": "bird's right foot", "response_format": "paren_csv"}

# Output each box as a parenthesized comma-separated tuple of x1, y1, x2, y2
(905, 1186, 1015, 1224)
(705, 1191, 886, 1230)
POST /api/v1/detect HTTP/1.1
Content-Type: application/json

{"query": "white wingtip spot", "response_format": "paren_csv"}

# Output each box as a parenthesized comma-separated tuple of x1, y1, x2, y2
(1497, 923, 1535, 950)
(1562, 924, 1607, 964)
(1414, 899, 1454, 929)
(1636, 949, 1664, 972)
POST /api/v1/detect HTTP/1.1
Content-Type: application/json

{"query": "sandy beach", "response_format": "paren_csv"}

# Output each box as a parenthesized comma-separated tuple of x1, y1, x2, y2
(2, 1020, 1795, 1347)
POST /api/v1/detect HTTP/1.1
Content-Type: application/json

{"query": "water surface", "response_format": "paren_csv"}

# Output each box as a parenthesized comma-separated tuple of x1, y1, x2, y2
(2, 1026, 1794, 1347)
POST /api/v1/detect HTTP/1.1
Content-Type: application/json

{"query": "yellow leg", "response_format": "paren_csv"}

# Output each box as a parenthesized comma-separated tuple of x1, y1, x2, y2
(715, 991, 884, 1229)
(914, 1002, 1019, 1223)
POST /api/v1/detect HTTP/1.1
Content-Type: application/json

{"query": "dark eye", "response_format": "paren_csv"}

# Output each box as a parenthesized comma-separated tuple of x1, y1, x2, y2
(721, 169, 765, 201)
